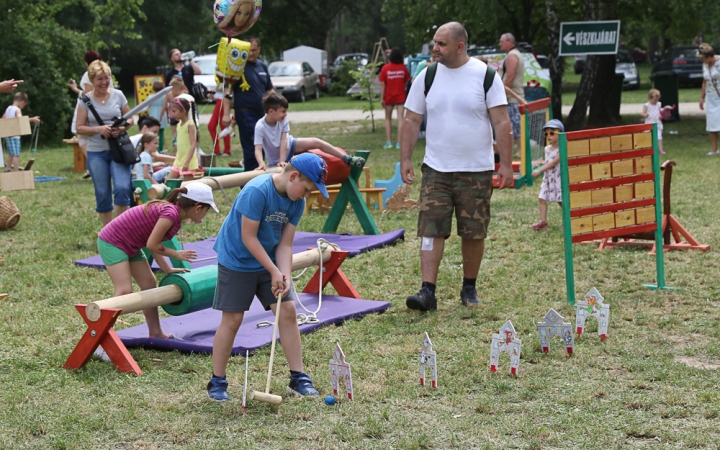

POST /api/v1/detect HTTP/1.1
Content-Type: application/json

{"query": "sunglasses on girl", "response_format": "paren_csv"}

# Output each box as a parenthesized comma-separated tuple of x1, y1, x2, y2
(544, 130, 559, 136)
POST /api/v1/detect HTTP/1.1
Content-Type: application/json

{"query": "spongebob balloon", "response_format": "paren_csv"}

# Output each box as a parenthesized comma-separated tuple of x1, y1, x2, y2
(215, 37, 251, 91)
(214, 0, 261, 37)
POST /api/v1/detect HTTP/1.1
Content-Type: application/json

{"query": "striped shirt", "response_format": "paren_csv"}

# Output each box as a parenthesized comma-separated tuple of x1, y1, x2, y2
(98, 203, 182, 257)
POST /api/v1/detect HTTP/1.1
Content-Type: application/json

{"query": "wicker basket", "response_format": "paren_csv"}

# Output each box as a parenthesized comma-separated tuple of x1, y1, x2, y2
(0, 196, 20, 230)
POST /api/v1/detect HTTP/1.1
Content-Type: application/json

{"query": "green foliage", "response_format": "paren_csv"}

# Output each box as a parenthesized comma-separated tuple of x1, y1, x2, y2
(0, 5, 87, 142)
(350, 64, 379, 131)
(3, 117, 720, 447)
(329, 60, 360, 96)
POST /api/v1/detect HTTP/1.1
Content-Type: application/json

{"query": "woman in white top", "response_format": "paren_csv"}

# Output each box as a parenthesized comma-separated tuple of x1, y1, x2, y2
(698, 44, 720, 155)
(76, 60, 134, 226)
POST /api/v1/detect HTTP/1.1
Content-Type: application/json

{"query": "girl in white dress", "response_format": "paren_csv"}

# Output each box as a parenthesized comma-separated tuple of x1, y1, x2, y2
(642, 88, 665, 154)
(531, 119, 564, 230)
(698, 44, 720, 155)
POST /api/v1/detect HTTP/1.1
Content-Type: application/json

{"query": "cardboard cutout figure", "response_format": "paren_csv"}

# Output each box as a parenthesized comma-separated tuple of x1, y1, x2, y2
(419, 332, 437, 388)
(329, 343, 354, 400)
(489, 320, 522, 376)
(576, 287, 610, 340)
(537, 308, 575, 355)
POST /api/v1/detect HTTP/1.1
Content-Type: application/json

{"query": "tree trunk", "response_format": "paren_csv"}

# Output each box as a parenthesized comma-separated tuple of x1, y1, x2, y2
(588, 54, 621, 127)
(647, 35, 659, 64)
(545, 0, 564, 121)
(565, 55, 598, 131)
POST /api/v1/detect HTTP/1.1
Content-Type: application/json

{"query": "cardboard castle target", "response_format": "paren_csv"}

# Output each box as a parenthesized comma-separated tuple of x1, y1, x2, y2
(418, 332, 437, 388)
(489, 321, 522, 376)
(537, 308, 574, 355)
(329, 343, 354, 400)
(576, 287, 610, 340)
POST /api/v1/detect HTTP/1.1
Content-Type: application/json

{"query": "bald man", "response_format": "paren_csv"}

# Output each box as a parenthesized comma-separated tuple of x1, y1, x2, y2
(400, 22, 513, 312)
(498, 33, 525, 154)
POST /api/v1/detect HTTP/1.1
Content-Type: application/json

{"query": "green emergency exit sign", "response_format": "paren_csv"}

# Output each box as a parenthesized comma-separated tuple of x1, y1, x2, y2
(559, 21, 621, 56)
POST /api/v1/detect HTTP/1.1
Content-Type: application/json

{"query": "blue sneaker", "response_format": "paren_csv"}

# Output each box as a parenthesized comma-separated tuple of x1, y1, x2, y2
(395, 142, 401, 149)
(383, 141, 393, 150)
(287, 372, 320, 396)
(207, 376, 229, 401)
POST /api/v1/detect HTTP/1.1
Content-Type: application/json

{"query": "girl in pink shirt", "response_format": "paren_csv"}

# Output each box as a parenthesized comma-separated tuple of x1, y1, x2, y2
(97, 184, 219, 338)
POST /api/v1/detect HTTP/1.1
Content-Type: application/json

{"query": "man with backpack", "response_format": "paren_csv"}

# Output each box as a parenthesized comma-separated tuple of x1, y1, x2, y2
(400, 21, 513, 312)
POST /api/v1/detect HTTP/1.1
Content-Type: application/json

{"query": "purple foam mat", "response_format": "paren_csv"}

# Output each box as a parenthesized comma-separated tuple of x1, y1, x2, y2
(75, 229, 404, 271)
(116, 293, 391, 355)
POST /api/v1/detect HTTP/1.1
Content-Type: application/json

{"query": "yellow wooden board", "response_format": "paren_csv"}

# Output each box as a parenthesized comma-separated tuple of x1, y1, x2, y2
(567, 140, 590, 157)
(635, 157, 653, 174)
(615, 210, 635, 228)
(591, 163, 612, 180)
(611, 159, 634, 178)
(571, 216, 593, 235)
(570, 191, 592, 209)
(590, 137, 611, 155)
(568, 165, 591, 184)
(634, 181, 655, 199)
(591, 188, 614, 205)
(615, 184, 634, 202)
(636, 206, 656, 224)
(611, 134, 633, 152)
(633, 132, 652, 149)
(593, 213, 616, 231)
(134, 75, 164, 109)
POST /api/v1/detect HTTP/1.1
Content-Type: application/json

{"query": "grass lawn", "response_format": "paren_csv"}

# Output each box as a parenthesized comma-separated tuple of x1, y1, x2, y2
(2, 116, 720, 448)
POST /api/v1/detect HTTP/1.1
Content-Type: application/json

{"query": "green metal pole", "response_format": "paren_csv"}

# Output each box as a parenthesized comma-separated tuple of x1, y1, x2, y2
(204, 167, 245, 176)
(558, 133, 576, 305)
(650, 123, 667, 289)
(524, 111, 533, 186)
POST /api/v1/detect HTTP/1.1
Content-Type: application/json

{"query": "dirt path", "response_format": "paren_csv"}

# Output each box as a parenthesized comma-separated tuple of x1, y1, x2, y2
(196, 102, 706, 125)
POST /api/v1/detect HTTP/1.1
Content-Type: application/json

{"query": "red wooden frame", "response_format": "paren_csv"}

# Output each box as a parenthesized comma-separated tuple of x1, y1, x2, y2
(570, 198, 656, 218)
(568, 173, 655, 192)
(567, 148, 654, 167)
(64, 250, 359, 375)
(572, 223, 657, 244)
(518, 98, 551, 114)
(565, 124, 653, 140)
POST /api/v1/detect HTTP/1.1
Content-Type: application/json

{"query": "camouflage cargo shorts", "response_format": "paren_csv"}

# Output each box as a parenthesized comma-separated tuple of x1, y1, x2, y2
(417, 164, 494, 239)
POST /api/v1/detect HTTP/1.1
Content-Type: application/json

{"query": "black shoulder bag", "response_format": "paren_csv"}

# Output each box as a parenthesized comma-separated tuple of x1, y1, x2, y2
(82, 95, 139, 165)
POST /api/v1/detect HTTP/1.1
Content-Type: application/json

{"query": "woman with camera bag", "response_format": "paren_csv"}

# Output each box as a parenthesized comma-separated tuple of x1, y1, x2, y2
(76, 60, 135, 226)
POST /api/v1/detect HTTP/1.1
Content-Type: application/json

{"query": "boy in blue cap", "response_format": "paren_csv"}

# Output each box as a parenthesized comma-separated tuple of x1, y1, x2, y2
(208, 153, 329, 401)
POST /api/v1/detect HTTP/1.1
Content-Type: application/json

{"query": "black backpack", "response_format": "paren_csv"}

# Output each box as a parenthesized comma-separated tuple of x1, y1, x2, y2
(423, 62, 496, 98)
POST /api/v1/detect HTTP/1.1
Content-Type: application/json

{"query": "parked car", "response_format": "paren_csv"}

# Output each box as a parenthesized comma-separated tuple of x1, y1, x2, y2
(192, 54, 218, 101)
(652, 46, 703, 87)
(330, 53, 369, 77)
(573, 51, 640, 90)
(268, 61, 320, 102)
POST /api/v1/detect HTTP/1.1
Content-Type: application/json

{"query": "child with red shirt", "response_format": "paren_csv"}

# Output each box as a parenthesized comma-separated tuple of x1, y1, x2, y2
(379, 47, 410, 149)
(97, 184, 219, 339)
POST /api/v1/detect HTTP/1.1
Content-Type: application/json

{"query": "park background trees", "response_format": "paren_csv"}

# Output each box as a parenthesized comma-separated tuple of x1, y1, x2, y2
(0, 0, 719, 141)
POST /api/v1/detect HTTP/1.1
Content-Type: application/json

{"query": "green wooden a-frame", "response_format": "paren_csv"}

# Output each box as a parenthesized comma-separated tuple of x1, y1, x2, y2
(321, 150, 379, 235)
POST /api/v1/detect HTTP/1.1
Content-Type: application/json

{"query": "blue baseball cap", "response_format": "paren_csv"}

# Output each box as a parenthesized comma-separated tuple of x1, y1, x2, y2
(290, 153, 329, 198)
(543, 119, 565, 133)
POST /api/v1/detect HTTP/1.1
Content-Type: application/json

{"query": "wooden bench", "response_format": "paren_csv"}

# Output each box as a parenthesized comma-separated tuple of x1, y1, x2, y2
(305, 168, 385, 214)
(306, 187, 386, 214)
(63, 137, 85, 173)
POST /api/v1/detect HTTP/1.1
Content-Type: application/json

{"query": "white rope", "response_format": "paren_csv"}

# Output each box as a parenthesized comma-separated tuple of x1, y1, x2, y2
(257, 238, 336, 328)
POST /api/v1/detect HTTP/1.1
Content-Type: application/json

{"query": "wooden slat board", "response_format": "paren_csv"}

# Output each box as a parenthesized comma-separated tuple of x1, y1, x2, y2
(611, 134, 633, 152)
(633, 132, 652, 149)
(590, 137, 611, 155)
(615, 184, 633, 202)
(567, 140, 589, 157)
(565, 126, 658, 238)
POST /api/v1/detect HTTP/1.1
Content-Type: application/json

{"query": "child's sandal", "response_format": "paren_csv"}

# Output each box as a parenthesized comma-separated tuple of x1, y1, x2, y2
(531, 221, 548, 230)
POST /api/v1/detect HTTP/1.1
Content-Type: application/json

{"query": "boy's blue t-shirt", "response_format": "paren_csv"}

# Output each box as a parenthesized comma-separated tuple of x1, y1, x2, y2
(214, 174, 305, 272)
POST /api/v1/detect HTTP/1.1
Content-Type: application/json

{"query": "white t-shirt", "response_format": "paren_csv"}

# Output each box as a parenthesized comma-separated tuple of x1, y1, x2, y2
(135, 152, 153, 180)
(405, 57, 507, 172)
(254, 115, 294, 167)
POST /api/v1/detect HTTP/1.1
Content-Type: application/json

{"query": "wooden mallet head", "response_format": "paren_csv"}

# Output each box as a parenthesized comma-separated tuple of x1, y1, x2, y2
(251, 290, 284, 405)
(249, 390, 282, 405)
